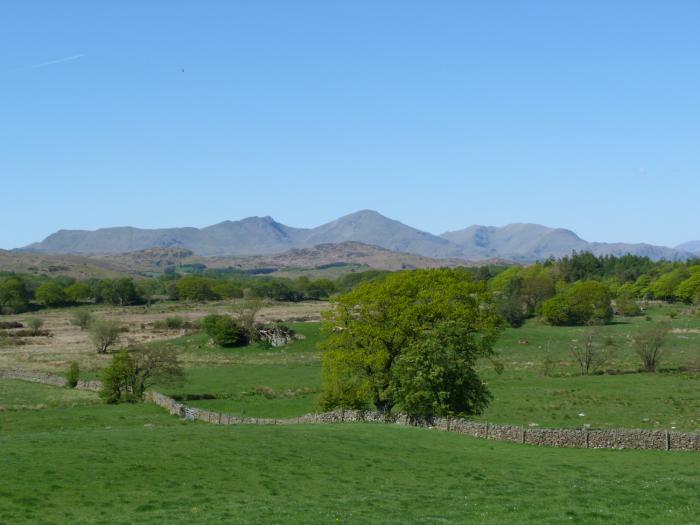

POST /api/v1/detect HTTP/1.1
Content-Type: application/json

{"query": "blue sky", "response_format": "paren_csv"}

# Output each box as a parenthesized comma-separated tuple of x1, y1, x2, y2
(1, 1, 698, 249)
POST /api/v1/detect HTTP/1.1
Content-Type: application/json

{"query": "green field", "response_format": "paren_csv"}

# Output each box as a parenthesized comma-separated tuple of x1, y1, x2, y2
(149, 307, 700, 431)
(1, 388, 699, 524)
(2, 305, 700, 523)
(0, 379, 98, 411)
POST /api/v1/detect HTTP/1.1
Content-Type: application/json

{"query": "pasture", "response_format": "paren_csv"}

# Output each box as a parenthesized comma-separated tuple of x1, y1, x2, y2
(1, 382, 699, 524)
(1, 298, 699, 523)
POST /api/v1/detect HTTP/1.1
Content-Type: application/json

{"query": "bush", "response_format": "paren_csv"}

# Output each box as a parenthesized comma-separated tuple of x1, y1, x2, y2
(89, 319, 122, 353)
(201, 314, 247, 347)
(66, 361, 80, 388)
(634, 325, 670, 372)
(71, 310, 93, 331)
(153, 316, 187, 330)
(26, 317, 44, 335)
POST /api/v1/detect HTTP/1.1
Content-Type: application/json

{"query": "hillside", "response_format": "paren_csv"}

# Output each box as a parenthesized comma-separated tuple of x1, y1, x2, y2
(677, 241, 700, 254)
(18, 210, 693, 262)
(1, 243, 478, 278)
(0, 249, 134, 279)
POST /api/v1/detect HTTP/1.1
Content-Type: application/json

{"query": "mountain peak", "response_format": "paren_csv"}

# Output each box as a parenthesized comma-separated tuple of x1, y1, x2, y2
(15, 213, 693, 262)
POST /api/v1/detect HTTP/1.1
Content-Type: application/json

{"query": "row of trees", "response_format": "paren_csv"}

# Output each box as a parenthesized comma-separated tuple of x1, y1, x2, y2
(0, 269, 388, 314)
(489, 254, 700, 327)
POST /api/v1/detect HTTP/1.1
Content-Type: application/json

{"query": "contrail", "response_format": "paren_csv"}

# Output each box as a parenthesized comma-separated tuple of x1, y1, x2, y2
(2, 54, 85, 74)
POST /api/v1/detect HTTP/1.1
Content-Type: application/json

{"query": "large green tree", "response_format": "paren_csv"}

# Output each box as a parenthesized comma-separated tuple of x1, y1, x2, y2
(540, 280, 613, 326)
(35, 281, 67, 307)
(320, 268, 502, 415)
(0, 276, 31, 314)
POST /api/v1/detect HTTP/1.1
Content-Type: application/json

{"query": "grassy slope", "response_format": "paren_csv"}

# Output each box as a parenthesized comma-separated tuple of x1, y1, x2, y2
(1, 397, 699, 524)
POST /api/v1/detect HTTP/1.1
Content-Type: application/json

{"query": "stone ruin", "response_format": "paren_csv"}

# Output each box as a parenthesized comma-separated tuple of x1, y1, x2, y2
(257, 325, 301, 347)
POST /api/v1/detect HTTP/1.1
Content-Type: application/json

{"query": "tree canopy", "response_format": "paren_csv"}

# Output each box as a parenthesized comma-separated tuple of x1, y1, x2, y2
(320, 268, 502, 416)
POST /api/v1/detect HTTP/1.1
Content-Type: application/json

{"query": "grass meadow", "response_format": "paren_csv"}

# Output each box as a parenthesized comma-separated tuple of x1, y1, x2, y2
(1, 301, 699, 523)
(151, 305, 700, 431)
(1, 387, 699, 524)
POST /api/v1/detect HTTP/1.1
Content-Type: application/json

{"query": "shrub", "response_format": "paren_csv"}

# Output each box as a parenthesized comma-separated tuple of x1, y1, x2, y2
(569, 329, 615, 375)
(71, 310, 93, 331)
(26, 317, 44, 335)
(633, 325, 670, 372)
(153, 316, 187, 330)
(66, 361, 80, 388)
(201, 314, 247, 347)
(165, 316, 185, 329)
(89, 319, 122, 353)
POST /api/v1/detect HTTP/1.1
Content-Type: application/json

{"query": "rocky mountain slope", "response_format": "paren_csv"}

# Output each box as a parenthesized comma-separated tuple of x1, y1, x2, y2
(676, 241, 700, 254)
(19, 210, 693, 262)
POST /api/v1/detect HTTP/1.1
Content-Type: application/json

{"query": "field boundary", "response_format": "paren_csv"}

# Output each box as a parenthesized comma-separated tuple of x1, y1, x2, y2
(0, 368, 102, 392)
(3, 369, 699, 451)
(146, 391, 700, 452)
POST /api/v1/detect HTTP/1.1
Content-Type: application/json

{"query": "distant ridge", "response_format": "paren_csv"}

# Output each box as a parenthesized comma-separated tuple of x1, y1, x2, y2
(18, 210, 693, 262)
(676, 241, 700, 254)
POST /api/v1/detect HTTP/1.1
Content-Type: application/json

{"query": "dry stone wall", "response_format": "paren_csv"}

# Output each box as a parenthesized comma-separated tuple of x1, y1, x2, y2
(145, 391, 700, 452)
(0, 368, 102, 392)
(3, 372, 698, 452)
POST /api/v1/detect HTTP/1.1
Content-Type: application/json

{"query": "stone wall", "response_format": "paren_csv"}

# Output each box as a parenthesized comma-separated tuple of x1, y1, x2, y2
(0, 368, 102, 392)
(3, 372, 698, 452)
(145, 391, 700, 452)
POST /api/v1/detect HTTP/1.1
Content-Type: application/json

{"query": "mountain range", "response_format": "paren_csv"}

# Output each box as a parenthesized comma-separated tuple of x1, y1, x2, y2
(18, 210, 696, 262)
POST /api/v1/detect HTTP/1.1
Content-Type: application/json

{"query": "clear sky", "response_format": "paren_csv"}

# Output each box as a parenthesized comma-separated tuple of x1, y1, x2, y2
(1, 1, 698, 249)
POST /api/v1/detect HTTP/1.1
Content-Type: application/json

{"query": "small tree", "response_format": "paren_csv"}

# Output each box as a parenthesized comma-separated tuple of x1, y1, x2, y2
(90, 319, 122, 353)
(231, 300, 263, 342)
(66, 361, 80, 388)
(100, 350, 136, 403)
(634, 325, 670, 372)
(131, 346, 184, 396)
(27, 317, 44, 335)
(99, 347, 183, 403)
(71, 310, 93, 331)
(570, 328, 614, 375)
